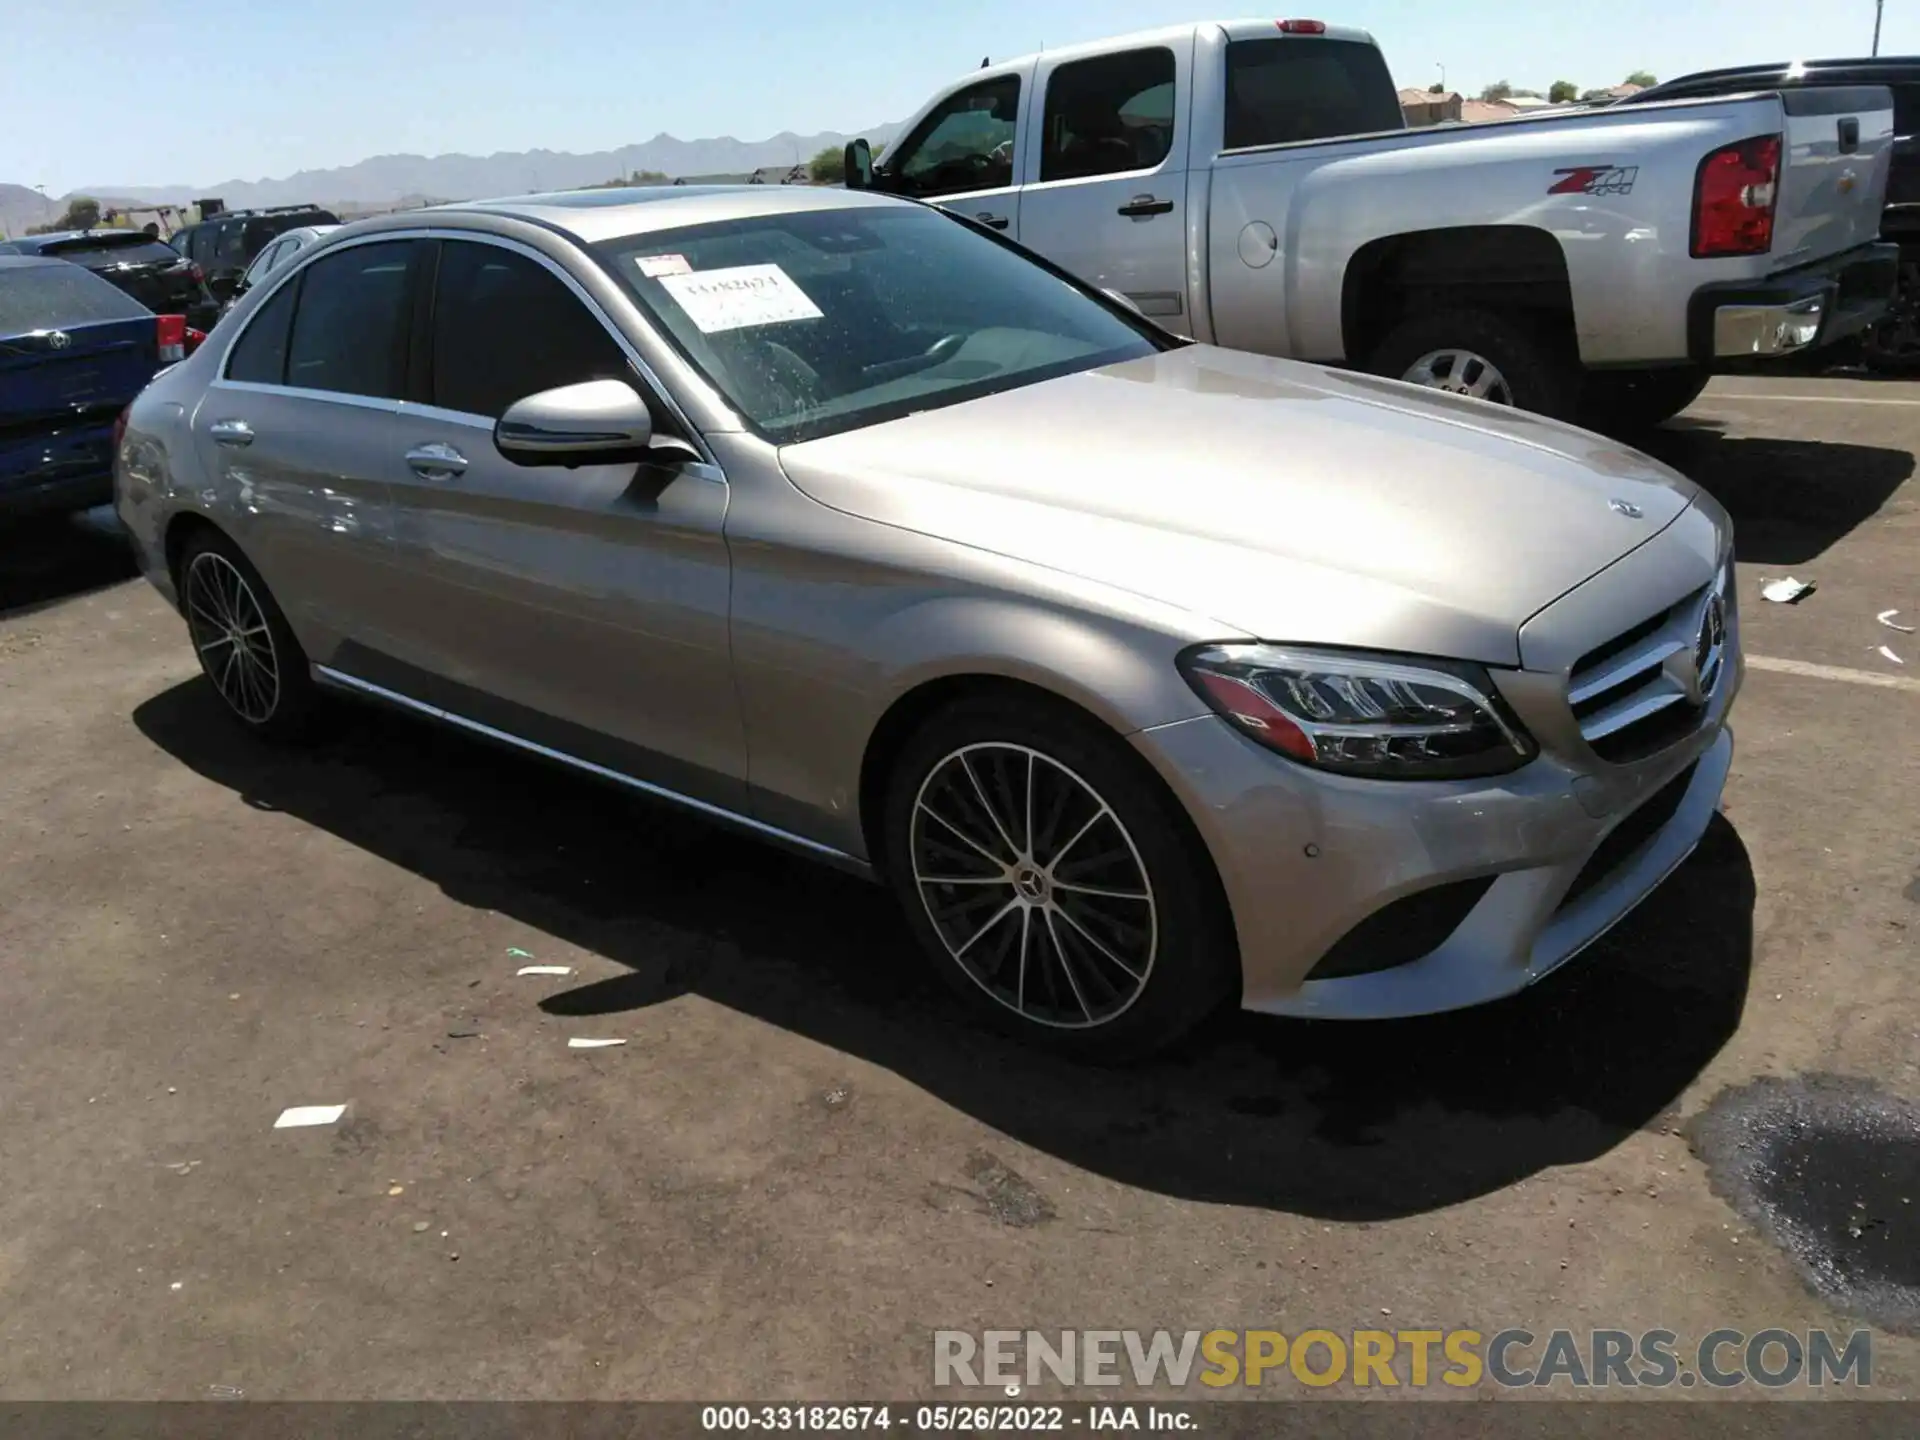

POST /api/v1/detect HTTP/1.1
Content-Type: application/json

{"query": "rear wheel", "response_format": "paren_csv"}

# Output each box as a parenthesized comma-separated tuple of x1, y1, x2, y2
(1368, 307, 1583, 420)
(177, 529, 320, 739)
(1860, 259, 1920, 375)
(1579, 366, 1711, 435)
(881, 693, 1237, 1062)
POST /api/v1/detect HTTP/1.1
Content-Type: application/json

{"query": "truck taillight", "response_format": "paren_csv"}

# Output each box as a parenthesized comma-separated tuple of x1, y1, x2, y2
(157, 312, 187, 364)
(1692, 134, 1781, 258)
(1276, 18, 1327, 32)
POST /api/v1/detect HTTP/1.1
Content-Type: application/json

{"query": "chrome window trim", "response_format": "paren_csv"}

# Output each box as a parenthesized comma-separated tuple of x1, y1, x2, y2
(214, 226, 717, 468)
(313, 664, 869, 874)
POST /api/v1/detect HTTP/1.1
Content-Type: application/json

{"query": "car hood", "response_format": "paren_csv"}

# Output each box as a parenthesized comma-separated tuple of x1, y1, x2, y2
(776, 345, 1699, 666)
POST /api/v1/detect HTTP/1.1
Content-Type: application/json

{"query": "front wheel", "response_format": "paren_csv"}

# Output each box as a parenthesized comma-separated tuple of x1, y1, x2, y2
(881, 694, 1238, 1063)
(1368, 307, 1583, 421)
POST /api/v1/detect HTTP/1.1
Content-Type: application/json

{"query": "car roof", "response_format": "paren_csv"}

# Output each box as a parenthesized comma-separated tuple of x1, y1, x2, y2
(8, 230, 155, 250)
(0, 253, 68, 270)
(347, 183, 916, 246)
(1636, 57, 1920, 92)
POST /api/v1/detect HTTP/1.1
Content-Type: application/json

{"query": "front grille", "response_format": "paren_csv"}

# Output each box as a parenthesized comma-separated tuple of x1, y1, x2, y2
(1306, 876, 1496, 981)
(1558, 760, 1699, 911)
(1566, 564, 1730, 763)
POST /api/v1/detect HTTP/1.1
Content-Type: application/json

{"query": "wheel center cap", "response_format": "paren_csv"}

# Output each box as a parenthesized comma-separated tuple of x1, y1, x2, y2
(1013, 865, 1049, 903)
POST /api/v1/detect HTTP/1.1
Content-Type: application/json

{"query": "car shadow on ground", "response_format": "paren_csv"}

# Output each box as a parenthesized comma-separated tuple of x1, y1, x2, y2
(1639, 418, 1913, 567)
(134, 679, 1755, 1222)
(0, 507, 139, 618)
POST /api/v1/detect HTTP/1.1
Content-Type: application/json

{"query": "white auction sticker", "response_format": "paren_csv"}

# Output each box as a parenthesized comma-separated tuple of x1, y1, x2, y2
(657, 263, 822, 334)
(635, 253, 691, 278)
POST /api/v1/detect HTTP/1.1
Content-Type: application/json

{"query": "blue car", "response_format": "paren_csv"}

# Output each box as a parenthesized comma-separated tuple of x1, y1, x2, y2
(1, 254, 177, 522)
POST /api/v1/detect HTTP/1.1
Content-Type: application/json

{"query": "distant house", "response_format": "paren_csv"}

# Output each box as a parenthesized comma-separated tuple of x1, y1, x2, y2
(1500, 94, 1556, 110)
(1458, 99, 1524, 124)
(1399, 88, 1463, 126)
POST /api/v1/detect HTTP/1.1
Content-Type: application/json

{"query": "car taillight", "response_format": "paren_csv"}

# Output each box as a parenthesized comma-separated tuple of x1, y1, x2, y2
(157, 313, 187, 364)
(1276, 17, 1328, 33)
(184, 326, 207, 356)
(1692, 134, 1780, 258)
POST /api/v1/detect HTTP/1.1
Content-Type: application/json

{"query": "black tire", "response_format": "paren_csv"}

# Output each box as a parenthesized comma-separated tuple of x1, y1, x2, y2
(881, 692, 1238, 1063)
(1368, 307, 1583, 421)
(1859, 260, 1920, 375)
(176, 528, 322, 740)
(1578, 366, 1711, 435)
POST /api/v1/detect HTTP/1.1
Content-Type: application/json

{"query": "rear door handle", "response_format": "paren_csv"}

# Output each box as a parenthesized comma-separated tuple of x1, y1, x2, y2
(1117, 195, 1174, 218)
(405, 442, 468, 480)
(208, 418, 254, 447)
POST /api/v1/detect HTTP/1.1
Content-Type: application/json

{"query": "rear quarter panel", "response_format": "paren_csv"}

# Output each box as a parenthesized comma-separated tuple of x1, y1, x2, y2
(1203, 94, 1844, 366)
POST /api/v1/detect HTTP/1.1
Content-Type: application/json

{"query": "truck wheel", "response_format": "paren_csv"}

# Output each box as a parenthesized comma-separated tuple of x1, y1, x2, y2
(1368, 308, 1581, 421)
(1579, 367, 1711, 435)
(1860, 260, 1920, 375)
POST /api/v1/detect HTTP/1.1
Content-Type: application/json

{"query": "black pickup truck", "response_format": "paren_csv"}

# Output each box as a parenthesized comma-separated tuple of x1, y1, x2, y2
(1620, 58, 1920, 371)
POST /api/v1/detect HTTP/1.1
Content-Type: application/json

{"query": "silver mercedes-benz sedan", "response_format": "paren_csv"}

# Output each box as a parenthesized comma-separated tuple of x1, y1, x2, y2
(115, 184, 1741, 1060)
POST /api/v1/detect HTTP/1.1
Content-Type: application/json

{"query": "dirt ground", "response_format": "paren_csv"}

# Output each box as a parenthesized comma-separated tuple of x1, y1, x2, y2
(0, 373, 1916, 1404)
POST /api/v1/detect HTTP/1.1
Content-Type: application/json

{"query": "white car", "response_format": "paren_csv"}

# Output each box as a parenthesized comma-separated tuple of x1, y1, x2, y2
(219, 224, 338, 316)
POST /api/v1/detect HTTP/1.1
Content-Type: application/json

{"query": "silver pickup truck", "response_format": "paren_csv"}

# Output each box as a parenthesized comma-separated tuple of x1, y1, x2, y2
(845, 18, 1899, 430)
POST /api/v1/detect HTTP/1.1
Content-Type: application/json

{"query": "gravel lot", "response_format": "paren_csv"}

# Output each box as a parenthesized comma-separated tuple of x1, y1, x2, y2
(1, 373, 1916, 1403)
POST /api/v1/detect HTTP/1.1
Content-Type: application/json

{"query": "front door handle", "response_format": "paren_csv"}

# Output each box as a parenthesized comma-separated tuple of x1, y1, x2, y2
(208, 418, 254, 447)
(1117, 195, 1174, 218)
(405, 442, 468, 480)
(971, 212, 1011, 230)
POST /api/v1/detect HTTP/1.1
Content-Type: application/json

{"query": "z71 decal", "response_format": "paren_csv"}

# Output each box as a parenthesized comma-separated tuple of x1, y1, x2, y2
(1549, 164, 1640, 196)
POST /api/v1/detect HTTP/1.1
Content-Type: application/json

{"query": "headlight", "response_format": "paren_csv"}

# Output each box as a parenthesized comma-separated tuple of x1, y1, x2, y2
(1178, 643, 1537, 780)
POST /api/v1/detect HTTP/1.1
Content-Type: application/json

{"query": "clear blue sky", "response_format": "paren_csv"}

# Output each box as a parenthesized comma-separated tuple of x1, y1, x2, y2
(3, 0, 1911, 193)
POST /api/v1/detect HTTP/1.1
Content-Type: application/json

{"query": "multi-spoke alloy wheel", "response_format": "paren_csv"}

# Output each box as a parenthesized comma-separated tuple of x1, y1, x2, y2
(910, 742, 1158, 1029)
(1402, 348, 1514, 406)
(185, 551, 281, 724)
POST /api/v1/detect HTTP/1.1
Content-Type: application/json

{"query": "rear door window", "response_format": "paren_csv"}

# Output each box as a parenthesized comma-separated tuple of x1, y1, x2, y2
(1039, 48, 1177, 182)
(283, 240, 419, 399)
(1222, 38, 1404, 148)
(429, 240, 631, 418)
(225, 278, 299, 384)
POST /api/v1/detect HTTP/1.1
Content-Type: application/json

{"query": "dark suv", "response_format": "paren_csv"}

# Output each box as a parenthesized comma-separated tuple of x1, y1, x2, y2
(0, 229, 219, 331)
(169, 205, 342, 305)
(1620, 58, 1920, 370)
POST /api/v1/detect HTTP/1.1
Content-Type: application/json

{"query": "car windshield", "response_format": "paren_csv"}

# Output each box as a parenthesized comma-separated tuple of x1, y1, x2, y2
(596, 205, 1169, 444)
(0, 263, 151, 337)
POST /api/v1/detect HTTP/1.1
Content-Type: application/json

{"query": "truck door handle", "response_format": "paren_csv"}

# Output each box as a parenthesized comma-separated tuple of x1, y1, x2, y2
(971, 212, 1010, 230)
(208, 418, 254, 447)
(405, 442, 468, 480)
(1118, 195, 1174, 218)
(1838, 117, 1860, 153)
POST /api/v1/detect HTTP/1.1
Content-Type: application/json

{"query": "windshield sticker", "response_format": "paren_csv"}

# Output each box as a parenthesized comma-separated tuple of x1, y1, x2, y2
(635, 253, 692, 278)
(657, 263, 823, 333)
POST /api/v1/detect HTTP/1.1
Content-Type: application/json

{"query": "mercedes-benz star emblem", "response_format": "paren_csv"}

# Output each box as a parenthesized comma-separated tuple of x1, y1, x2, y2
(46, 330, 71, 350)
(1609, 498, 1644, 519)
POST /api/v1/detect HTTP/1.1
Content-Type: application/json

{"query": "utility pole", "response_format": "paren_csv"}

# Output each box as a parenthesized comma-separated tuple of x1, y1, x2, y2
(1437, 63, 1446, 91)
(1873, 0, 1884, 55)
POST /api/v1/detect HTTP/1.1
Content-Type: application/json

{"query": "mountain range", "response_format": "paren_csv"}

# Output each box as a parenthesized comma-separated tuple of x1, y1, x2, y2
(1, 125, 902, 235)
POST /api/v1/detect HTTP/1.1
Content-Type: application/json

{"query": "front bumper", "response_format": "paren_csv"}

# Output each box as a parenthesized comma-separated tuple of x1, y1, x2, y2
(1689, 240, 1899, 362)
(1132, 510, 1742, 1021)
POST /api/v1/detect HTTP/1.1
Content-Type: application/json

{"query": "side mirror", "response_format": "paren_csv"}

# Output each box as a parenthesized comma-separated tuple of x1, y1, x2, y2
(1101, 288, 1143, 315)
(844, 138, 874, 191)
(208, 272, 240, 301)
(495, 379, 655, 467)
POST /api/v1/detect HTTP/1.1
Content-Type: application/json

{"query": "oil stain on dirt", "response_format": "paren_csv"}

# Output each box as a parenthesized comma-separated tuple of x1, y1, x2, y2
(1687, 1075, 1920, 1335)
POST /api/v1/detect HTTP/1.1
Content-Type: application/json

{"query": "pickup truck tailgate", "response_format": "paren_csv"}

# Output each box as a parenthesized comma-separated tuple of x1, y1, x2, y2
(1775, 85, 1894, 265)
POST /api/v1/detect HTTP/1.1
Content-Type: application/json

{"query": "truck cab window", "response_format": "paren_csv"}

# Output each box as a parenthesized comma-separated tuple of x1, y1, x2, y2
(1223, 38, 1403, 149)
(887, 76, 1020, 198)
(1040, 48, 1177, 182)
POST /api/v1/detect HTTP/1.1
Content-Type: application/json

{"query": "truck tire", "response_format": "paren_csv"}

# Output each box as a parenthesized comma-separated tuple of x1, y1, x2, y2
(1368, 308, 1582, 421)
(1579, 367, 1711, 435)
